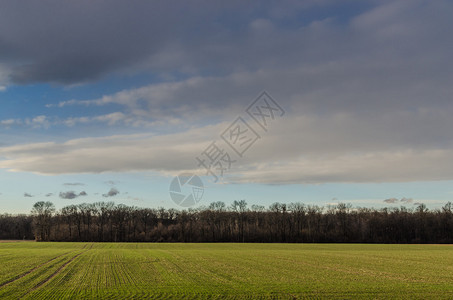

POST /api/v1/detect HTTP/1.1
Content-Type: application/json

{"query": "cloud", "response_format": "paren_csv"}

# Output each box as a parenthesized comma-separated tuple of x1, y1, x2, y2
(384, 198, 398, 204)
(1, 1, 453, 187)
(400, 197, 413, 204)
(25, 115, 50, 129)
(63, 183, 85, 186)
(59, 113, 129, 127)
(59, 191, 77, 199)
(383, 197, 414, 204)
(3, 115, 453, 185)
(103, 188, 119, 198)
(41, 4, 453, 129)
(59, 191, 88, 200)
(0, 1, 283, 85)
(45, 193, 53, 197)
(24, 193, 33, 197)
(0, 0, 448, 90)
(1, 119, 22, 127)
(0, 112, 136, 129)
(0, 130, 213, 174)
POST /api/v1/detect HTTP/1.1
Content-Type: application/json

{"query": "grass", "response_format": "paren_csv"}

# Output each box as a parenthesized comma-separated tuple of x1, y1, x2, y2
(0, 243, 452, 299)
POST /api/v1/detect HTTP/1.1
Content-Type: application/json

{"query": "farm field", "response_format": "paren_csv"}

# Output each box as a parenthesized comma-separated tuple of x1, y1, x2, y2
(0, 243, 452, 299)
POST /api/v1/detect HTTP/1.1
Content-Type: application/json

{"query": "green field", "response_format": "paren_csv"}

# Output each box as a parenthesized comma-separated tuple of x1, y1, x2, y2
(0, 242, 452, 299)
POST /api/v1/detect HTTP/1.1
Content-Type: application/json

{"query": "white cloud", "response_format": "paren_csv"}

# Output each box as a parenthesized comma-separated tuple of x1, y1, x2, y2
(92, 112, 126, 126)
(23, 115, 50, 129)
(1, 112, 166, 129)
(222, 149, 453, 184)
(0, 127, 220, 175)
(1, 119, 21, 126)
(2, 114, 453, 184)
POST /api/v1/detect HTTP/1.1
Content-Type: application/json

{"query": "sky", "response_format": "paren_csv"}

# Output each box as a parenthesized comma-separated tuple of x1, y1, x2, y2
(1, 0, 453, 213)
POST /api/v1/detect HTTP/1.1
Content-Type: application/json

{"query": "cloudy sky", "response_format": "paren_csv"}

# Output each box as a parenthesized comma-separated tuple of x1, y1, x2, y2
(1, 0, 453, 213)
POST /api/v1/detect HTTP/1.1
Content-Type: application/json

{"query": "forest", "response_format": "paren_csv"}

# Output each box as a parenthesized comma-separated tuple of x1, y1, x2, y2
(1, 201, 453, 243)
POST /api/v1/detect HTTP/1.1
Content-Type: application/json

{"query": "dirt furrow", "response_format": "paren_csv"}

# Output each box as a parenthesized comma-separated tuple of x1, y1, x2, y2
(24, 244, 93, 296)
(0, 252, 72, 288)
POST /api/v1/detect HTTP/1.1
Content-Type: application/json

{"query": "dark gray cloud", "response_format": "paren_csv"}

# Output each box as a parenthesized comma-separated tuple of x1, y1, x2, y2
(383, 198, 398, 204)
(6, 0, 449, 90)
(2, 1, 453, 124)
(103, 188, 119, 198)
(0, 1, 163, 84)
(59, 191, 88, 200)
(384, 197, 413, 204)
(24, 193, 33, 197)
(59, 191, 77, 199)
(0, 1, 265, 85)
(400, 198, 413, 204)
(41, 0, 453, 141)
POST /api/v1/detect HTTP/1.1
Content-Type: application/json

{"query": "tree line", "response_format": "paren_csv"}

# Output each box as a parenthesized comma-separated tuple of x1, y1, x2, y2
(1, 200, 453, 243)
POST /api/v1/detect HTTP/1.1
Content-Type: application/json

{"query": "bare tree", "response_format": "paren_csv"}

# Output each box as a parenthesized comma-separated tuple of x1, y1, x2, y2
(31, 201, 55, 241)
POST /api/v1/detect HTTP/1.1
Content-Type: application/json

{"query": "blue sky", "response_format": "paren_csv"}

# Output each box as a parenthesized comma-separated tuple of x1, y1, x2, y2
(1, 0, 453, 213)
